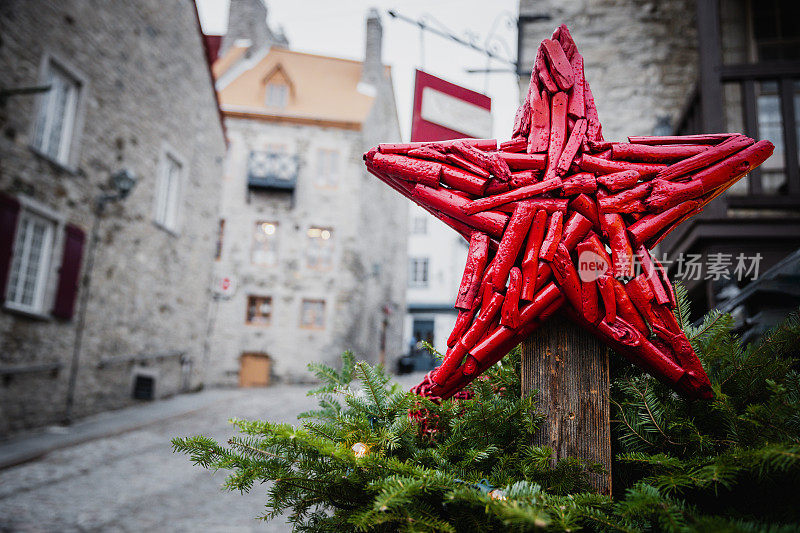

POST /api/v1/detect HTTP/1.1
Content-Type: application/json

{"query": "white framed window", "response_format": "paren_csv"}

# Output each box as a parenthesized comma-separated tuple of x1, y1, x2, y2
(6, 209, 57, 315)
(31, 58, 82, 166)
(252, 221, 278, 265)
(315, 149, 339, 188)
(412, 216, 427, 235)
(408, 257, 429, 288)
(306, 226, 334, 269)
(265, 83, 289, 108)
(154, 149, 184, 232)
(300, 298, 325, 329)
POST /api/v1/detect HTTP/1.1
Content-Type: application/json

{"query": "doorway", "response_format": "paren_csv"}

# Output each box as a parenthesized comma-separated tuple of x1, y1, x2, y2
(239, 352, 272, 387)
(412, 319, 435, 347)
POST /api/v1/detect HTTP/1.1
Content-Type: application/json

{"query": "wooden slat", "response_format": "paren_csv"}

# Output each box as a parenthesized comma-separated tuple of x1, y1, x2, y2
(721, 61, 800, 81)
(779, 78, 800, 196)
(522, 318, 611, 495)
(696, 0, 725, 133)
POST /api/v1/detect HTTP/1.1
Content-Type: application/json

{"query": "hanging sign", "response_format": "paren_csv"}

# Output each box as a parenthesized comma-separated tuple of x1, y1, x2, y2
(411, 69, 492, 142)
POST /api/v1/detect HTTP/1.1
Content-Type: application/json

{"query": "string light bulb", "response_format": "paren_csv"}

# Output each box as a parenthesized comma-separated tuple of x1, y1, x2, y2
(351, 442, 369, 458)
(488, 488, 507, 501)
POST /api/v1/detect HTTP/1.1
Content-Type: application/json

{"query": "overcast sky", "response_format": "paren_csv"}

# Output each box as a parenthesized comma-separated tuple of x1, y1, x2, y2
(196, 0, 521, 142)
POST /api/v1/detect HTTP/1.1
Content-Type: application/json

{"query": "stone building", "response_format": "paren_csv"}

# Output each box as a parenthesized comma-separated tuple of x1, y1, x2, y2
(207, 3, 406, 385)
(518, 0, 800, 329)
(0, 0, 226, 434)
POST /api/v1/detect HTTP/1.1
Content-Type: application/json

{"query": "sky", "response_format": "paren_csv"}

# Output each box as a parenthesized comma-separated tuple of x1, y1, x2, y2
(196, 0, 521, 142)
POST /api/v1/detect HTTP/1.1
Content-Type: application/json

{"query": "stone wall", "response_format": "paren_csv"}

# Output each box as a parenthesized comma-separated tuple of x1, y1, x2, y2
(519, 0, 698, 141)
(0, 0, 226, 433)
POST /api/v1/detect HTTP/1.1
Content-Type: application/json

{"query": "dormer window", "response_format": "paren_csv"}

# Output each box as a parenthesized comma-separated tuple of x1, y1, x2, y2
(266, 82, 288, 109)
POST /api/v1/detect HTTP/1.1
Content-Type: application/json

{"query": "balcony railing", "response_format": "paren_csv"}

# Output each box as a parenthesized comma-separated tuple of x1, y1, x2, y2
(247, 150, 298, 191)
(675, 62, 800, 209)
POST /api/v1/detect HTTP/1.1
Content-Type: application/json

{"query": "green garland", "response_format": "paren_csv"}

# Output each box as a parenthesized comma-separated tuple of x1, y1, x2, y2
(173, 287, 800, 532)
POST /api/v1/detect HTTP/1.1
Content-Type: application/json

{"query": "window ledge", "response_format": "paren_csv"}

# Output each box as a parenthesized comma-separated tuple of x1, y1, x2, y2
(726, 195, 800, 209)
(28, 145, 78, 175)
(152, 220, 180, 237)
(3, 302, 52, 321)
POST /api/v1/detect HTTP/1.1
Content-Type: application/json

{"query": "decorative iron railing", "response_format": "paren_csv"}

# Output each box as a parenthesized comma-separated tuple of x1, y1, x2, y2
(247, 150, 298, 191)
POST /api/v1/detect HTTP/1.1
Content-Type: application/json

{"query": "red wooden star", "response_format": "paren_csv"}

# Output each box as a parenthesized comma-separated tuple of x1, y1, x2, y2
(364, 25, 773, 401)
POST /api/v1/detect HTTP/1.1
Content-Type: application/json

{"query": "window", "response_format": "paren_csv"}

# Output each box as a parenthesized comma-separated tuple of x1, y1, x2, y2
(751, 0, 800, 62)
(215, 219, 225, 260)
(154, 150, 183, 231)
(300, 298, 325, 329)
(6, 209, 56, 314)
(408, 257, 429, 288)
(412, 216, 427, 235)
(266, 83, 289, 108)
(756, 81, 788, 194)
(246, 295, 272, 325)
(306, 226, 334, 269)
(315, 149, 339, 188)
(2, 197, 84, 320)
(252, 221, 278, 265)
(32, 59, 81, 165)
(721, 0, 800, 64)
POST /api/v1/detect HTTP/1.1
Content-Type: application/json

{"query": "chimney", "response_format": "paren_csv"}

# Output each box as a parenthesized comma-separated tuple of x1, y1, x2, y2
(360, 8, 383, 86)
(220, 0, 288, 56)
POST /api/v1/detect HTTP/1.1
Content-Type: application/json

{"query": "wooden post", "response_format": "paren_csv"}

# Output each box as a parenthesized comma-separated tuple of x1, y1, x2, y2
(521, 316, 612, 495)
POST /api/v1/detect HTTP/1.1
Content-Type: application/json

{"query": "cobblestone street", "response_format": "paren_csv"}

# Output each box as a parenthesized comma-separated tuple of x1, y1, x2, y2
(0, 374, 423, 532)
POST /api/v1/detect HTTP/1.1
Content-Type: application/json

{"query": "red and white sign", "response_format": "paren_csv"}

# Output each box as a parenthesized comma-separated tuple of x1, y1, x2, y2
(214, 275, 238, 298)
(411, 70, 492, 142)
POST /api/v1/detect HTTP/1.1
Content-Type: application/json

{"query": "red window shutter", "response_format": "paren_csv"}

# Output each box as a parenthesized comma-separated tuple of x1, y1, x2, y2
(52, 224, 86, 320)
(0, 193, 21, 303)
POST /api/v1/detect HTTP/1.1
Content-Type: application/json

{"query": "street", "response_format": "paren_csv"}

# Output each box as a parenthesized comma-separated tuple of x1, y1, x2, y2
(0, 374, 423, 532)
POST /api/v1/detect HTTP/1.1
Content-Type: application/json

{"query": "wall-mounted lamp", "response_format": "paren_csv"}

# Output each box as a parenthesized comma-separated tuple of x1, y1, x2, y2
(110, 169, 138, 200)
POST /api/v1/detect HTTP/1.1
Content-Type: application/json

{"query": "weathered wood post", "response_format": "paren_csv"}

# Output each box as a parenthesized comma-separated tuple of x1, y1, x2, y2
(522, 317, 612, 495)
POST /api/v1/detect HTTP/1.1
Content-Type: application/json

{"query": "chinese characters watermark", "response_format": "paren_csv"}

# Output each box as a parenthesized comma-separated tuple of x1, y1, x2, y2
(577, 251, 762, 282)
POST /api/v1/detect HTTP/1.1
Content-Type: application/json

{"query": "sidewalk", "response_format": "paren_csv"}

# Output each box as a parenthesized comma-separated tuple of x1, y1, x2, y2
(0, 387, 246, 470)
(0, 372, 428, 471)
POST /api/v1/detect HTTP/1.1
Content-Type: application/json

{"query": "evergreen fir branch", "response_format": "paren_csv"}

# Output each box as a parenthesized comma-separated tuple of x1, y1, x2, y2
(356, 361, 390, 418)
(747, 309, 800, 361)
(611, 398, 656, 449)
(420, 340, 445, 362)
(306, 351, 357, 394)
(174, 308, 800, 532)
(687, 309, 731, 345)
(673, 282, 692, 333)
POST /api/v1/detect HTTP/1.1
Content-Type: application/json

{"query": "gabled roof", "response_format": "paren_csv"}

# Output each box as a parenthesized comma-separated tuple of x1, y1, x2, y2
(261, 63, 294, 94)
(215, 46, 387, 129)
(191, 2, 227, 144)
(212, 43, 249, 79)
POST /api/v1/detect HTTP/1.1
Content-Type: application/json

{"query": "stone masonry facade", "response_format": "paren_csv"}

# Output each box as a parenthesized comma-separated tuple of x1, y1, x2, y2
(0, 0, 226, 434)
(209, 116, 407, 383)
